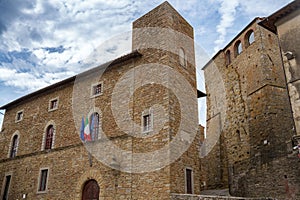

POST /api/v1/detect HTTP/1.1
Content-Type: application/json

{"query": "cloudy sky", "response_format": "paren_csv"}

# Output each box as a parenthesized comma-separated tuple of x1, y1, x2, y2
(0, 0, 293, 129)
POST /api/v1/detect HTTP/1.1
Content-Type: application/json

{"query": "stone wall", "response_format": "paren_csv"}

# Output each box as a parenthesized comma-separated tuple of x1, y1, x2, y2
(171, 194, 275, 200)
(202, 17, 299, 199)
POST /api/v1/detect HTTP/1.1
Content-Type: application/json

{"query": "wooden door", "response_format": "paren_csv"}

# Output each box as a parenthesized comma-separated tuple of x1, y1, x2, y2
(82, 179, 99, 200)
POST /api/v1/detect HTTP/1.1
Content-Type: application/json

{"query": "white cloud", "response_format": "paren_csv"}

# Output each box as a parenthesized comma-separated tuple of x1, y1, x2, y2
(239, 0, 293, 17)
(214, 0, 239, 53)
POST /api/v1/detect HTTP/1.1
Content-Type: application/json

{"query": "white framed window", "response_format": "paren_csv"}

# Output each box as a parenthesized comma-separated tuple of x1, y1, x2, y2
(91, 82, 103, 98)
(185, 167, 194, 194)
(37, 168, 49, 193)
(15, 110, 23, 122)
(142, 108, 153, 133)
(1, 173, 12, 200)
(48, 97, 59, 111)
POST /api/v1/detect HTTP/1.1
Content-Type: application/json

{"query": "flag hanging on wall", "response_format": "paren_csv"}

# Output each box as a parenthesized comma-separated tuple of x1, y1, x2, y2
(84, 116, 91, 141)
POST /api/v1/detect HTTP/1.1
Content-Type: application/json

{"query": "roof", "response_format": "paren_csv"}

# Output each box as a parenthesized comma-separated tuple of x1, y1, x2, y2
(0, 50, 142, 110)
(259, 0, 300, 33)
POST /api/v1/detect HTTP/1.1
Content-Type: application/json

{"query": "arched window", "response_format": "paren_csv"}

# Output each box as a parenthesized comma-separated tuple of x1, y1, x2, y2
(45, 125, 54, 150)
(179, 47, 187, 67)
(225, 50, 231, 65)
(245, 30, 255, 47)
(248, 31, 255, 45)
(90, 112, 100, 141)
(235, 41, 242, 57)
(10, 134, 19, 158)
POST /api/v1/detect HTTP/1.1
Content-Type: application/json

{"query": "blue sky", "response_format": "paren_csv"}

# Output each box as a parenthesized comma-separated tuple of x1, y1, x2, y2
(0, 0, 293, 129)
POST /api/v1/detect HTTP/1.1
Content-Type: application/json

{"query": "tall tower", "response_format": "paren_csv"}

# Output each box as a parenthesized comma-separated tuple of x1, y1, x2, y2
(203, 17, 297, 198)
(130, 1, 201, 197)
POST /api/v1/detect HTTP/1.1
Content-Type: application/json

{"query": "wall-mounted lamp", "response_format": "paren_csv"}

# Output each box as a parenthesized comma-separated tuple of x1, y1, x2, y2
(284, 51, 295, 60)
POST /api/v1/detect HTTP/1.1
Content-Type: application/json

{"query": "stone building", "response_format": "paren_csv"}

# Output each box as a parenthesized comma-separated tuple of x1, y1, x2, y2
(0, 2, 203, 200)
(202, 0, 300, 199)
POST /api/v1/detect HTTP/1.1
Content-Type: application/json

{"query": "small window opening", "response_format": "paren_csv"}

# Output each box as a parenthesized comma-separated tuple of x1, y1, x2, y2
(92, 83, 102, 96)
(49, 99, 58, 110)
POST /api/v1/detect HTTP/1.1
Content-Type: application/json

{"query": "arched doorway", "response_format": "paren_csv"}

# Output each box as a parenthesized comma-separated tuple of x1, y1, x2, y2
(82, 179, 99, 200)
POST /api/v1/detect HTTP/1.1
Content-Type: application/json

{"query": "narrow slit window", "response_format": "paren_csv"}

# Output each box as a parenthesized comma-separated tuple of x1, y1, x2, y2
(143, 114, 151, 132)
(185, 168, 193, 194)
(226, 50, 231, 65)
(3, 175, 11, 200)
(10, 135, 18, 158)
(38, 169, 48, 192)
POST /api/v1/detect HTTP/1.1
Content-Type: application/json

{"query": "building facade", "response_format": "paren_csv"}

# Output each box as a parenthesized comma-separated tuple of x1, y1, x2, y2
(0, 2, 202, 200)
(202, 1, 300, 199)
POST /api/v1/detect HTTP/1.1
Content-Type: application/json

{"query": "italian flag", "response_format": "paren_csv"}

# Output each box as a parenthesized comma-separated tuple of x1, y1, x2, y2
(84, 117, 91, 141)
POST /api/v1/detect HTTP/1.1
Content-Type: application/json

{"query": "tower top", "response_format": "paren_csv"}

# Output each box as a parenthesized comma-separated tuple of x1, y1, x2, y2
(133, 1, 194, 39)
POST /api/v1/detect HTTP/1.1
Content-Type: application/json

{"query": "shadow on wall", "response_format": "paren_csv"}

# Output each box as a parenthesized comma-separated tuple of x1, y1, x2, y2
(0, 110, 5, 131)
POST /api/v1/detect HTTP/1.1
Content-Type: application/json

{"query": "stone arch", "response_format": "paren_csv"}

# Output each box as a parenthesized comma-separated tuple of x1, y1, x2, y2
(8, 131, 20, 158)
(245, 29, 255, 48)
(74, 169, 103, 200)
(234, 40, 243, 57)
(41, 120, 56, 150)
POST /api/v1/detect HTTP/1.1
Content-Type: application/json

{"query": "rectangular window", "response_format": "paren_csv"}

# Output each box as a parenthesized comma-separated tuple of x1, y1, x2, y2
(38, 169, 48, 192)
(15, 110, 23, 122)
(49, 98, 58, 111)
(2, 175, 11, 200)
(185, 168, 193, 194)
(91, 83, 103, 97)
(143, 114, 152, 132)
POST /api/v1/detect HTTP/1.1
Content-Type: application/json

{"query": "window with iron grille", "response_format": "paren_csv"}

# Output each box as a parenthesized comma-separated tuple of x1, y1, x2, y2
(91, 82, 103, 97)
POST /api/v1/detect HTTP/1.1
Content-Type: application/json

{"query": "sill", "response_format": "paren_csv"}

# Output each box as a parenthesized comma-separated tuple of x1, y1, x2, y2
(43, 149, 53, 153)
(15, 119, 23, 123)
(37, 190, 47, 194)
(90, 93, 103, 98)
(48, 107, 58, 112)
(142, 129, 153, 134)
